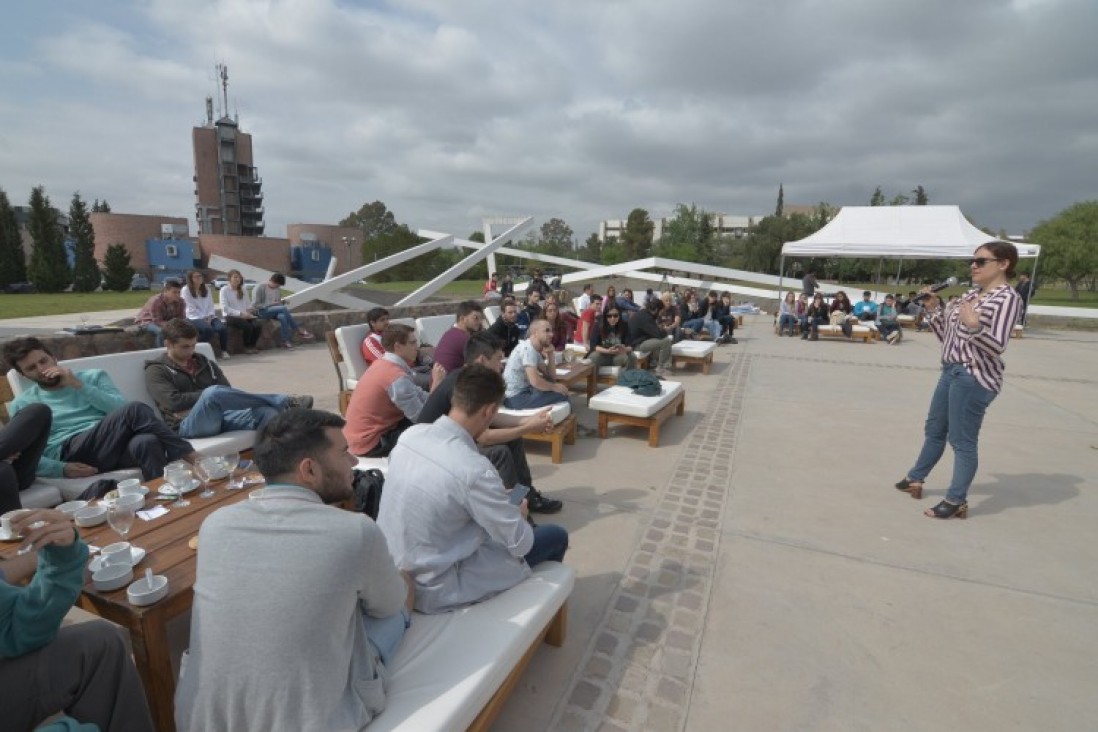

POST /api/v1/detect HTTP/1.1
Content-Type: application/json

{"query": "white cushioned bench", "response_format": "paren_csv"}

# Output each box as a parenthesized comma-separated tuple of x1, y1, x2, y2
(7, 344, 258, 503)
(372, 562, 574, 732)
(494, 402, 575, 464)
(416, 315, 456, 348)
(589, 381, 685, 447)
(671, 340, 717, 374)
(813, 324, 874, 343)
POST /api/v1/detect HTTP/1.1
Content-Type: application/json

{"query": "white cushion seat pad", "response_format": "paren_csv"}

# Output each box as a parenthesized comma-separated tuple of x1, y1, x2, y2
(493, 401, 571, 428)
(589, 381, 684, 419)
(670, 341, 717, 358)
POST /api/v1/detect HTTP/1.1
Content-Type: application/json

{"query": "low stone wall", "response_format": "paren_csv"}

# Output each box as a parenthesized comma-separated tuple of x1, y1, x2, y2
(0, 301, 465, 365)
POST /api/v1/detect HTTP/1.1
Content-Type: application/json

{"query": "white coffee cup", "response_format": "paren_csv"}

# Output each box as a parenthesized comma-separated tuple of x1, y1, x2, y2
(1, 509, 30, 537)
(102, 542, 134, 567)
(117, 478, 143, 496)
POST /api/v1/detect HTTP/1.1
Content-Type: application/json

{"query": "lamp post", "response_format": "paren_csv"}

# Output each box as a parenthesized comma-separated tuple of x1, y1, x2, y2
(341, 236, 353, 274)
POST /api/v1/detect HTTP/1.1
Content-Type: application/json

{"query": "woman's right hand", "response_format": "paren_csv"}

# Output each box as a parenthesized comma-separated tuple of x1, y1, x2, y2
(918, 287, 940, 309)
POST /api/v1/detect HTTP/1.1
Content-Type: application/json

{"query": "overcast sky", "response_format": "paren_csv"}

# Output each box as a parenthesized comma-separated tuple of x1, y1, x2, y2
(1, 0, 1095, 244)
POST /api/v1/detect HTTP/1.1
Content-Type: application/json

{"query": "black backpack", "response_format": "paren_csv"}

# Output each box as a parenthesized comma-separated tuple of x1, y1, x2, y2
(351, 468, 385, 520)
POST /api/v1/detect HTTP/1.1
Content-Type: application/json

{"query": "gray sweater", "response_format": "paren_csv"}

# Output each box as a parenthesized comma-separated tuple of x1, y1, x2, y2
(175, 485, 408, 732)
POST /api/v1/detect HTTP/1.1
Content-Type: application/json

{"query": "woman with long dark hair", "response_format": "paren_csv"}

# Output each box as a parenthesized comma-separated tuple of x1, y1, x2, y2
(182, 269, 230, 357)
(895, 241, 1022, 519)
(219, 269, 262, 354)
(590, 306, 636, 371)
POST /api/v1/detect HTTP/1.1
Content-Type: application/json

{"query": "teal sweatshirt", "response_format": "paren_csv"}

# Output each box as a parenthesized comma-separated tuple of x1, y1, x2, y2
(8, 370, 127, 478)
(0, 535, 89, 658)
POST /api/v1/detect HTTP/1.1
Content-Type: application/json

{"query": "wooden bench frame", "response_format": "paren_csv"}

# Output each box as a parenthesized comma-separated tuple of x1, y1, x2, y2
(467, 601, 568, 731)
(522, 414, 576, 463)
(595, 390, 685, 447)
(813, 324, 874, 343)
(671, 349, 714, 374)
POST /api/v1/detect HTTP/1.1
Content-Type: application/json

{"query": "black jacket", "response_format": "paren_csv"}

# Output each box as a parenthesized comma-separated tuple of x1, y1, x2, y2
(487, 318, 521, 356)
(627, 309, 664, 347)
(144, 353, 230, 429)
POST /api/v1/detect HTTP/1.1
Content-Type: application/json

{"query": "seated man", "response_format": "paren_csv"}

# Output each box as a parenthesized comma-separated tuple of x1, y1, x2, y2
(144, 319, 312, 439)
(1, 508, 153, 731)
(877, 294, 903, 344)
(487, 298, 521, 356)
(3, 337, 195, 481)
(251, 272, 314, 349)
(175, 409, 414, 731)
(628, 298, 674, 378)
(575, 294, 602, 348)
(0, 403, 51, 513)
(418, 332, 563, 514)
(853, 291, 879, 322)
(379, 365, 568, 614)
(133, 278, 185, 347)
(503, 318, 571, 410)
(344, 324, 445, 457)
(361, 307, 434, 389)
(431, 300, 484, 373)
(515, 289, 542, 340)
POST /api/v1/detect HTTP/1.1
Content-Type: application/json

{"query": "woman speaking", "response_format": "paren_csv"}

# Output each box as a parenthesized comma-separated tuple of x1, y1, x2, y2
(894, 241, 1023, 519)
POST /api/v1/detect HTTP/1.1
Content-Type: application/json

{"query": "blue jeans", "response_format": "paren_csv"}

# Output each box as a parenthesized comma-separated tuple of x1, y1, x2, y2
(778, 314, 798, 335)
(907, 364, 997, 504)
(188, 318, 229, 352)
(257, 305, 298, 344)
(683, 317, 720, 340)
(178, 386, 288, 438)
(505, 387, 569, 410)
(524, 524, 569, 566)
(141, 323, 165, 347)
(362, 607, 411, 666)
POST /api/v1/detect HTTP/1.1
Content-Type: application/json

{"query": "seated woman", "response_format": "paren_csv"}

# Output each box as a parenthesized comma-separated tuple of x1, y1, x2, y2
(218, 269, 262, 354)
(795, 293, 809, 334)
(182, 269, 230, 357)
(713, 291, 738, 343)
(590, 306, 636, 371)
(680, 290, 720, 341)
(777, 291, 798, 336)
(803, 292, 830, 341)
(877, 294, 903, 344)
(830, 290, 855, 338)
(659, 291, 684, 342)
(601, 285, 619, 314)
(542, 301, 573, 354)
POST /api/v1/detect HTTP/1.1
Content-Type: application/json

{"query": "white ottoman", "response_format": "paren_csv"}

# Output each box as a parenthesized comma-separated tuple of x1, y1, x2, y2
(589, 381, 686, 447)
(494, 402, 575, 464)
(670, 340, 717, 374)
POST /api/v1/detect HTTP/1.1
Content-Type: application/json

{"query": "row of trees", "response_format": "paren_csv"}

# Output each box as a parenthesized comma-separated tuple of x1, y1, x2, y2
(0, 185, 131, 292)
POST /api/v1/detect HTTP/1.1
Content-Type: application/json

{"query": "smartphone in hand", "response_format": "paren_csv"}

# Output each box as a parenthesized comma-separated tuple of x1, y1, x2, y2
(509, 484, 531, 506)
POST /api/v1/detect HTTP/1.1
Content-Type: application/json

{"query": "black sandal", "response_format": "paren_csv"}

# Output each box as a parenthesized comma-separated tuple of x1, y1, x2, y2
(925, 500, 968, 520)
(894, 477, 924, 500)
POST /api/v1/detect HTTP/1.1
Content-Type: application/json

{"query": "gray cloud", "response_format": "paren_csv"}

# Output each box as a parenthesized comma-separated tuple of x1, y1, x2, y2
(1, 0, 1095, 247)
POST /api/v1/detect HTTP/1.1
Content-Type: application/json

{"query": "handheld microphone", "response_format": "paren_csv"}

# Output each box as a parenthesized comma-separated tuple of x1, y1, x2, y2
(913, 277, 958, 302)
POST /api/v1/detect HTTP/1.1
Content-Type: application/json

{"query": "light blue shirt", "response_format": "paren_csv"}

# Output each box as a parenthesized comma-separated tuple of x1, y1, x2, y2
(378, 417, 533, 614)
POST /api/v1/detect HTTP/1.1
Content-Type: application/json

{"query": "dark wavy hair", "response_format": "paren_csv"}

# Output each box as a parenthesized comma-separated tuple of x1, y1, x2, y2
(976, 241, 1019, 278)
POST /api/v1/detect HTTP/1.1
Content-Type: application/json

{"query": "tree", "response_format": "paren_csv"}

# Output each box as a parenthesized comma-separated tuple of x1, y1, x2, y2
(0, 188, 26, 286)
(26, 186, 70, 293)
(621, 208, 654, 260)
(889, 193, 911, 206)
(539, 218, 574, 256)
(775, 183, 784, 217)
(340, 200, 401, 263)
(579, 232, 602, 263)
(102, 243, 134, 291)
(69, 192, 100, 292)
(468, 231, 485, 243)
(92, 199, 111, 213)
(912, 185, 929, 205)
(870, 187, 885, 206)
(696, 209, 716, 264)
(1029, 201, 1098, 300)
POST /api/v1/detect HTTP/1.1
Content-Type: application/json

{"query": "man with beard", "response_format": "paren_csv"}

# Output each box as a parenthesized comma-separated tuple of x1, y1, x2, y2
(487, 298, 521, 356)
(175, 409, 414, 731)
(3, 337, 196, 481)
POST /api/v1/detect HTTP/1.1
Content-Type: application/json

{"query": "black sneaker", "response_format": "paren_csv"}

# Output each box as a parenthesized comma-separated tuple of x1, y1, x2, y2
(527, 489, 563, 514)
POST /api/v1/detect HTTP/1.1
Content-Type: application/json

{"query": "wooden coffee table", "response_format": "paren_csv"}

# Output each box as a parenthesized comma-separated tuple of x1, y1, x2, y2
(64, 477, 257, 731)
(554, 361, 596, 401)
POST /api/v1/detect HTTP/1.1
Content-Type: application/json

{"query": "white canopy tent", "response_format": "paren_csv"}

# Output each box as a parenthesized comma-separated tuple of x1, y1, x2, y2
(780, 205, 1041, 323)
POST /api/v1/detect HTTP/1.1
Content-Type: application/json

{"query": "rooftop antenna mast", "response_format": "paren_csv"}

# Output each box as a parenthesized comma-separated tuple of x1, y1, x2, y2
(217, 62, 230, 120)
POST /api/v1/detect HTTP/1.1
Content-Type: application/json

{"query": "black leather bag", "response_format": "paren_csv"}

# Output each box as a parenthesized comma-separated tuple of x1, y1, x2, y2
(351, 468, 385, 520)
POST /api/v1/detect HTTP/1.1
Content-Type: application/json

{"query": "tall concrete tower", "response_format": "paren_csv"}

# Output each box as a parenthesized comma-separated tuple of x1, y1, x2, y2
(192, 64, 264, 236)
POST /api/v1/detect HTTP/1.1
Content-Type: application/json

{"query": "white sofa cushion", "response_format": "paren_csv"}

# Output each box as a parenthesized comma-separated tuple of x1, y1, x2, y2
(416, 315, 456, 348)
(370, 562, 575, 732)
(37, 469, 143, 502)
(493, 401, 571, 428)
(671, 340, 717, 358)
(19, 481, 63, 509)
(334, 323, 372, 386)
(589, 381, 684, 418)
(483, 305, 499, 326)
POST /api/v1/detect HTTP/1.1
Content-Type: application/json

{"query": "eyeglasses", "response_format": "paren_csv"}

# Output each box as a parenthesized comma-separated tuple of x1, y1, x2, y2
(969, 257, 1002, 268)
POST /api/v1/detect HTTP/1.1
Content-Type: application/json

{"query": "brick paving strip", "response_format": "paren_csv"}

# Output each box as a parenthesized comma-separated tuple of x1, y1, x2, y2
(550, 349, 751, 731)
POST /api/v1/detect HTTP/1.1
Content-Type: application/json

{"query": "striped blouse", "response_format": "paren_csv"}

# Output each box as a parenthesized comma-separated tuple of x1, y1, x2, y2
(928, 283, 1021, 393)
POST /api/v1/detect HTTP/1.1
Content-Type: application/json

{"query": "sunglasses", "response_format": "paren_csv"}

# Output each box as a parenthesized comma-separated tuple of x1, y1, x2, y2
(969, 257, 1002, 268)
(606, 313, 621, 319)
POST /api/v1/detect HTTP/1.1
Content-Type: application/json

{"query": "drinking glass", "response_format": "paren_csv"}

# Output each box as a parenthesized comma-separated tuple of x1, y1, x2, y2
(164, 461, 193, 508)
(220, 453, 241, 490)
(194, 458, 216, 499)
(107, 495, 140, 544)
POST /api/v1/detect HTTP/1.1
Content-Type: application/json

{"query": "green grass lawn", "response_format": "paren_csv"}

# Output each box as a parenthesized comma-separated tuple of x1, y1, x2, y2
(0, 291, 152, 318)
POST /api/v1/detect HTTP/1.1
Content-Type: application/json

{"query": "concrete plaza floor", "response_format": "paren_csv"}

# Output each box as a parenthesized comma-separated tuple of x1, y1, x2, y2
(206, 317, 1098, 731)
(7, 308, 1092, 730)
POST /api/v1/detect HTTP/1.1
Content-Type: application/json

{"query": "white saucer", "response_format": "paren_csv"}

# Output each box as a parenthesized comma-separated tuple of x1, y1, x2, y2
(158, 478, 201, 497)
(102, 486, 150, 503)
(0, 529, 22, 542)
(88, 546, 147, 573)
